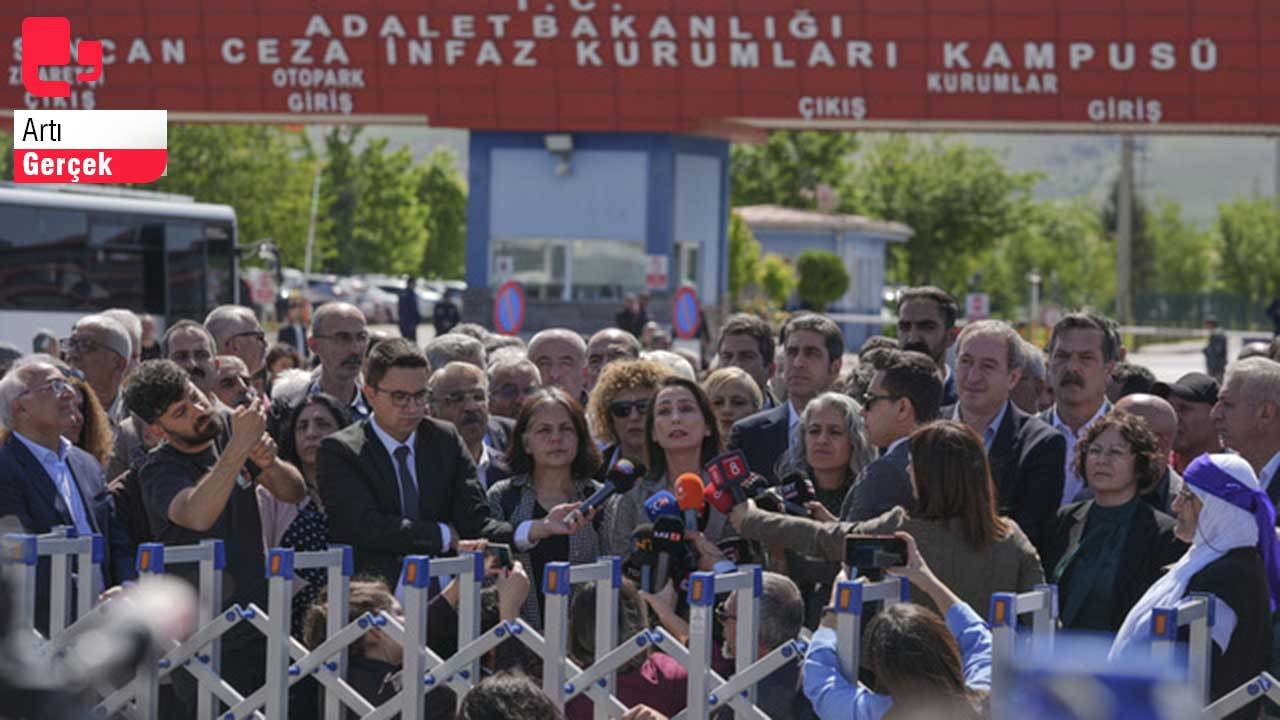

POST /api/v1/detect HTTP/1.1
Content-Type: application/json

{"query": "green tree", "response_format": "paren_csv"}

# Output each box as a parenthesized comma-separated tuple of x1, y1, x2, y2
(1216, 198, 1280, 313)
(318, 126, 360, 273)
(1101, 176, 1156, 293)
(0, 130, 12, 180)
(983, 199, 1114, 317)
(759, 253, 796, 308)
(727, 212, 762, 304)
(841, 135, 1040, 292)
(1147, 200, 1215, 294)
(145, 124, 317, 268)
(731, 131, 858, 208)
(795, 250, 850, 310)
(416, 148, 467, 279)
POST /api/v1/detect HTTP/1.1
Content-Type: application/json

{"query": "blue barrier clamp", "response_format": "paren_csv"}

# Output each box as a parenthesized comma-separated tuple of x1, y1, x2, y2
(1189, 592, 1217, 627)
(834, 580, 862, 615)
(751, 566, 763, 598)
(5, 533, 37, 566)
(137, 543, 165, 574)
(469, 550, 485, 583)
(544, 562, 571, 596)
(90, 534, 104, 564)
(207, 539, 226, 570)
(609, 555, 622, 589)
(1151, 608, 1178, 640)
(989, 592, 1016, 628)
(401, 556, 431, 588)
(266, 548, 295, 580)
(687, 571, 716, 607)
(896, 575, 909, 603)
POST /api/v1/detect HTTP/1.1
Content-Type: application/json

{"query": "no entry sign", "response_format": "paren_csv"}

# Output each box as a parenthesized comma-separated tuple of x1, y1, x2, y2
(672, 286, 701, 340)
(493, 281, 525, 336)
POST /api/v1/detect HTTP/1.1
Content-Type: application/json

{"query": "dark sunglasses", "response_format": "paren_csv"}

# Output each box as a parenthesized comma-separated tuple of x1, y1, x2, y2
(609, 399, 649, 418)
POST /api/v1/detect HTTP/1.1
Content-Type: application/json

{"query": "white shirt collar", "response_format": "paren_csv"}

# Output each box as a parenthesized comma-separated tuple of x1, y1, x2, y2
(788, 400, 802, 430)
(955, 401, 1009, 449)
(1261, 449, 1280, 490)
(369, 416, 416, 460)
(885, 435, 910, 457)
(1050, 399, 1110, 438)
(13, 430, 70, 463)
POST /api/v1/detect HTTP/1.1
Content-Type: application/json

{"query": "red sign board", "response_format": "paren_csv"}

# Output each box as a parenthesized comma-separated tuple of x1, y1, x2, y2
(4, 2, 1278, 133)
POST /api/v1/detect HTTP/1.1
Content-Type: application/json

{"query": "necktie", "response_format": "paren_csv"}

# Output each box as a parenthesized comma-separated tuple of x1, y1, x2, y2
(394, 445, 419, 520)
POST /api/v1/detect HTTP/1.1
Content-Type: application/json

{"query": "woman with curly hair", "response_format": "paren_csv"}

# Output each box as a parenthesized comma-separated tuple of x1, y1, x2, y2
(65, 375, 114, 469)
(586, 359, 672, 477)
(1041, 409, 1187, 631)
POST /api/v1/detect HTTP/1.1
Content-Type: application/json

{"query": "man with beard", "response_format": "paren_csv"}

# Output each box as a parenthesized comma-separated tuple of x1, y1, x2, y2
(205, 305, 268, 380)
(896, 286, 961, 406)
(126, 360, 305, 704)
(428, 362, 511, 490)
(307, 302, 371, 423)
(213, 355, 256, 409)
(730, 313, 843, 483)
(1042, 313, 1117, 506)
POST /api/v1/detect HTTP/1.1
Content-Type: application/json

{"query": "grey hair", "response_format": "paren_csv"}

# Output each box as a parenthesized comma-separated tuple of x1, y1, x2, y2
(428, 362, 488, 409)
(955, 319, 1023, 372)
(1018, 338, 1047, 381)
(588, 328, 642, 358)
(425, 333, 487, 371)
(102, 308, 142, 360)
(269, 368, 314, 408)
(642, 350, 695, 381)
(528, 328, 587, 360)
(0, 355, 58, 429)
(758, 572, 804, 653)
(776, 391, 874, 482)
(74, 314, 132, 359)
(204, 304, 256, 345)
(309, 302, 365, 338)
(1225, 358, 1280, 410)
(163, 319, 216, 357)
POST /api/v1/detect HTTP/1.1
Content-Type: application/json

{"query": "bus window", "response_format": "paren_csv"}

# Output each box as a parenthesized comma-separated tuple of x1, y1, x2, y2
(88, 216, 148, 312)
(204, 221, 235, 310)
(167, 221, 206, 322)
(0, 206, 90, 310)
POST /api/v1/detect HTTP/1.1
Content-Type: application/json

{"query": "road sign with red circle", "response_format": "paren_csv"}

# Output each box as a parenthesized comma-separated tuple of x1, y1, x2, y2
(672, 286, 701, 340)
(493, 282, 525, 336)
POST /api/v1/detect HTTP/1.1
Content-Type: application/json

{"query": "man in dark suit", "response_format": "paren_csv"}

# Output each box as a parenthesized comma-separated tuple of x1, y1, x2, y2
(277, 298, 309, 361)
(318, 339, 545, 586)
(841, 350, 942, 521)
(897, 286, 961, 407)
(426, 361, 512, 491)
(730, 314, 843, 482)
(0, 357, 137, 634)
(947, 320, 1065, 555)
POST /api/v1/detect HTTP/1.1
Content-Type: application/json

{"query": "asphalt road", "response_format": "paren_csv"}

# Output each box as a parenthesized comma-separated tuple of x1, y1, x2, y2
(1127, 331, 1272, 382)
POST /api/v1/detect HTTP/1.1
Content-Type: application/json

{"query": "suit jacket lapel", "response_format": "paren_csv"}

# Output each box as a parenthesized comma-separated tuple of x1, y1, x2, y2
(8, 436, 72, 526)
(362, 421, 403, 512)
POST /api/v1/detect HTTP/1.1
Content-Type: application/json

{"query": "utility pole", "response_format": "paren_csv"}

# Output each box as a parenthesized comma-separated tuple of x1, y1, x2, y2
(1116, 135, 1134, 326)
(303, 165, 322, 277)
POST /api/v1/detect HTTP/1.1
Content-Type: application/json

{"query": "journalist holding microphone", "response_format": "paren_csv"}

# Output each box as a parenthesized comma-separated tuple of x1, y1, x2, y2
(804, 531, 992, 720)
(486, 388, 604, 628)
(731, 420, 1043, 616)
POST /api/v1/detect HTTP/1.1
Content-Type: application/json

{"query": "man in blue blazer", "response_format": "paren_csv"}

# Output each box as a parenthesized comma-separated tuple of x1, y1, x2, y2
(0, 356, 136, 634)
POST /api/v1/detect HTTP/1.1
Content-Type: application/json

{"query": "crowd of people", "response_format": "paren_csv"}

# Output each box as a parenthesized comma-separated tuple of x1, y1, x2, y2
(3, 285, 1280, 720)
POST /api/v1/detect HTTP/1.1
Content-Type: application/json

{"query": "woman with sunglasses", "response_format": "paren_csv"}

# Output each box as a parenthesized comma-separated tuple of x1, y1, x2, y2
(732, 420, 1043, 618)
(587, 359, 672, 480)
(1042, 410, 1186, 632)
(702, 367, 763, 441)
(487, 387, 603, 629)
(604, 376, 727, 558)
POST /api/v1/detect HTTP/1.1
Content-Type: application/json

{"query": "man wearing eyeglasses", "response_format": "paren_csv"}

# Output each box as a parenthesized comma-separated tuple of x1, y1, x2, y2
(0, 357, 137, 635)
(64, 313, 133, 426)
(487, 352, 541, 421)
(317, 338, 516, 586)
(205, 305, 268, 379)
(306, 302, 372, 423)
(428, 362, 511, 490)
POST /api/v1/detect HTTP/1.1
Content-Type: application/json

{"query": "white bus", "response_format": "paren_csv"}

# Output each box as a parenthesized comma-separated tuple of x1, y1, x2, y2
(0, 185, 238, 350)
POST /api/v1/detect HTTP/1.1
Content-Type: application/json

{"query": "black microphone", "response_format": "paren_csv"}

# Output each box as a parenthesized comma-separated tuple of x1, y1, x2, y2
(778, 473, 817, 505)
(742, 474, 808, 516)
(624, 523, 656, 592)
(652, 516, 686, 591)
(573, 457, 645, 522)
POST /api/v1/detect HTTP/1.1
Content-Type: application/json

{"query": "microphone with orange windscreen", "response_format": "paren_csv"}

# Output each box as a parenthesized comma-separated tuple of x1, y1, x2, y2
(674, 472, 705, 532)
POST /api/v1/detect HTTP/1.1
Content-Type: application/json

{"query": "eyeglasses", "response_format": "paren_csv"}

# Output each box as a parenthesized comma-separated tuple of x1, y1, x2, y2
(231, 330, 266, 343)
(437, 389, 487, 407)
(60, 336, 116, 356)
(494, 383, 539, 399)
(714, 603, 736, 622)
(609, 399, 649, 418)
(1085, 445, 1131, 461)
(315, 331, 370, 346)
(373, 386, 429, 408)
(861, 392, 899, 408)
(20, 378, 73, 399)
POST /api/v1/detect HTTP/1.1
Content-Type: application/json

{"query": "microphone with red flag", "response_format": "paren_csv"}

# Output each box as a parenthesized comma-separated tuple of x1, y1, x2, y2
(674, 473, 705, 531)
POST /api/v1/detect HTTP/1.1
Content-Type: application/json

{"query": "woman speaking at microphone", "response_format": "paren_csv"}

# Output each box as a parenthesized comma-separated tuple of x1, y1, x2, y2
(486, 387, 604, 629)
(604, 377, 727, 557)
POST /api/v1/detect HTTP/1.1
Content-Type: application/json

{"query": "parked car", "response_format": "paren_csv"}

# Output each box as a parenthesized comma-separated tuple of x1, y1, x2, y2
(364, 274, 441, 319)
(339, 276, 397, 324)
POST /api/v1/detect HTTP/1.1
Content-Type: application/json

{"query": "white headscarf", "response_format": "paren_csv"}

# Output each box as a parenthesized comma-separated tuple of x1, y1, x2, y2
(1109, 454, 1260, 660)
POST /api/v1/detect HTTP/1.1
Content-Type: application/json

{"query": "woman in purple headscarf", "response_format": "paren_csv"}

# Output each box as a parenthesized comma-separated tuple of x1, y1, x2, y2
(1110, 453, 1279, 718)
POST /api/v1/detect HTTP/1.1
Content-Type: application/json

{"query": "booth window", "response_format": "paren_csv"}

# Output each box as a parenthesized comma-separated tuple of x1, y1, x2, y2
(493, 237, 646, 301)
